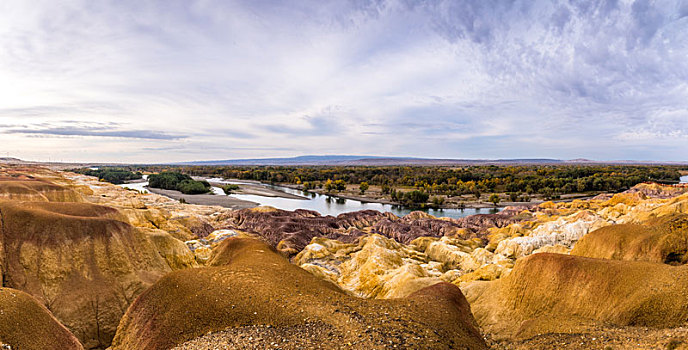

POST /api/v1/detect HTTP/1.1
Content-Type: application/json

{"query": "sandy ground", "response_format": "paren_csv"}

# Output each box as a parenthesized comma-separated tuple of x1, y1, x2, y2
(209, 181, 307, 200)
(147, 187, 258, 210)
(488, 324, 688, 350)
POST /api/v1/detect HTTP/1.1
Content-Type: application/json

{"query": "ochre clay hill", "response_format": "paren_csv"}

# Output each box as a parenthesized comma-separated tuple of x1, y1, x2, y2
(571, 213, 688, 264)
(0, 200, 171, 348)
(0, 177, 84, 202)
(464, 253, 688, 343)
(0, 287, 83, 350)
(112, 237, 487, 350)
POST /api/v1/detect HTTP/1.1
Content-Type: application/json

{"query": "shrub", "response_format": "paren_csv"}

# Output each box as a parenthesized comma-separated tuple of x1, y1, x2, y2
(79, 168, 142, 184)
(148, 172, 210, 194)
(221, 184, 240, 195)
(402, 190, 429, 207)
(488, 193, 500, 206)
(177, 180, 210, 194)
(359, 182, 369, 194)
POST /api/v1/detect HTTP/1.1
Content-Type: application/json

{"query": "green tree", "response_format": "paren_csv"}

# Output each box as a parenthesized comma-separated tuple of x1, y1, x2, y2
(431, 196, 445, 207)
(473, 189, 481, 200)
(402, 190, 430, 207)
(177, 180, 210, 194)
(488, 193, 500, 206)
(359, 182, 369, 194)
(508, 192, 520, 202)
(221, 184, 240, 194)
(333, 179, 347, 191)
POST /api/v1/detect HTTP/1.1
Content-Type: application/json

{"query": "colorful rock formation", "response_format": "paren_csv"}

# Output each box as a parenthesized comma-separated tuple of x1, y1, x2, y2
(112, 238, 487, 350)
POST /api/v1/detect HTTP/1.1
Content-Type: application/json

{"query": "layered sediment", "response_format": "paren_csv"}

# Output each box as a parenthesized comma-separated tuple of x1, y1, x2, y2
(112, 238, 487, 350)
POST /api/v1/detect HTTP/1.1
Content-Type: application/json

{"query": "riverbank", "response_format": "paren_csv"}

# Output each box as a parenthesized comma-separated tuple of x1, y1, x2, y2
(206, 180, 307, 200)
(147, 187, 258, 210)
(277, 182, 610, 209)
(279, 183, 533, 209)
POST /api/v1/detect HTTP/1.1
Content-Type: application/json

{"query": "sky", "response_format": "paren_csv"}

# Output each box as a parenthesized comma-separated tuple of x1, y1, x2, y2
(1, 0, 687, 163)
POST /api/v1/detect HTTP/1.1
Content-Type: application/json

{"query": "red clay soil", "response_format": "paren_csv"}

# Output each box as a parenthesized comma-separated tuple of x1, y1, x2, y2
(112, 237, 487, 350)
(0, 287, 83, 350)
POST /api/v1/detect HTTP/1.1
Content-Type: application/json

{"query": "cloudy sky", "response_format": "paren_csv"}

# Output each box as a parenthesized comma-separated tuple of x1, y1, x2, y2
(1, 0, 687, 162)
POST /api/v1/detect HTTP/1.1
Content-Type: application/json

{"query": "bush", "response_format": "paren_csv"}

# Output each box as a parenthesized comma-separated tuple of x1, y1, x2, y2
(79, 168, 142, 184)
(402, 190, 429, 207)
(431, 196, 445, 207)
(488, 193, 500, 206)
(324, 179, 347, 192)
(177, 180, 210, 194)
(221, 184, 240, 194)
(149, 172, 191, 190)
(148, 172, 210, 194)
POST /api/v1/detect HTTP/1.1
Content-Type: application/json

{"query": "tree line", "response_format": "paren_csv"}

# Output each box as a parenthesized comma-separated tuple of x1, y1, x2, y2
(75, 168, 142, 184)
(139, 164, 683, 198)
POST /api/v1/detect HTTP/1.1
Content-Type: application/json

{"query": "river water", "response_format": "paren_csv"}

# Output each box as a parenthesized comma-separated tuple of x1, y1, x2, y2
(205, 178, 499, 219)
(119, 176, 499, 219)
(117, 175, 149, 193)
(681, 175, 688, 184)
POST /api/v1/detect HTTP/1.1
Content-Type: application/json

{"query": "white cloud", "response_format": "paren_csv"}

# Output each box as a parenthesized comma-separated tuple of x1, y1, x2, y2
(0, 0, 687, 162)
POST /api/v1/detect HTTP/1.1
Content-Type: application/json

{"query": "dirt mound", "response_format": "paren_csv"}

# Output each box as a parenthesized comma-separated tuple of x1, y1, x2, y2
(219, 208, 393, 255)
(625, 182, 688, 199)
(453, 213, 523, 237)
(372, 211, 522, 244)
(571, 214, 688, 264)
(112, 238, 486, 350)
(0, 178, 83, 202)
(0, 287, 83, 350)
(220, 207, 521, 256)
(0, 201, 171, 348)
(464, 253, 688, 340)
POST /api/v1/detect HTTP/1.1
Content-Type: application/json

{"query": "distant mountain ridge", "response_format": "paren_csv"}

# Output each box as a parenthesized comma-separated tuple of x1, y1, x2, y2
(3, 155, 687, 167)
(175, 155, 568, 166)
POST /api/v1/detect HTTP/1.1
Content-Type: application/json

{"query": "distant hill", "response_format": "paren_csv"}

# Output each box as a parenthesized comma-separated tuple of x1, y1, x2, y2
(180, 155, 381, 166)
(3, 155, 686, 167)
(175, 155, 567, 166)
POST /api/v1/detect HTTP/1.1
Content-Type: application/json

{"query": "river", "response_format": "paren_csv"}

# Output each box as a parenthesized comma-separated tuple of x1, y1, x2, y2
(681, 175, 688, 184)
(205, 178, 499, 219)
(120, 176, 498, 219)
(117, 175, 149, 193)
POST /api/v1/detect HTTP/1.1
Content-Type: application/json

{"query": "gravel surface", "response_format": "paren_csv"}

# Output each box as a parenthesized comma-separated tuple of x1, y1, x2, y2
(487, 324, 688, 350)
